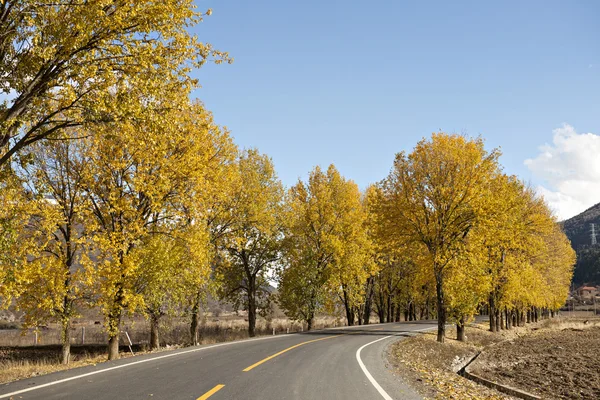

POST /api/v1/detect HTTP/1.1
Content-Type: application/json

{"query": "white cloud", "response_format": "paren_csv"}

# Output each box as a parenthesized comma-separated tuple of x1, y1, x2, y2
(524, 124, 600, 220)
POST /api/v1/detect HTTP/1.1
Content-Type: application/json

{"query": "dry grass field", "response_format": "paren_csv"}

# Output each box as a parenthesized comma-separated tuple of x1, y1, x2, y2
(0, 314, 342, 347)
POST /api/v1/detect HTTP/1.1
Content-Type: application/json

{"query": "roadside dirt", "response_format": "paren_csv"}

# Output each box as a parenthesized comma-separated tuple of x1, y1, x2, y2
(471, 324, 600, 400)
(389, 326, 513, 400)
(389, 318, 600, 400)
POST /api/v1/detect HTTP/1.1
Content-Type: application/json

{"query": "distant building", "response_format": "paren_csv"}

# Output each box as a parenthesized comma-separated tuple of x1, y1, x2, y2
(577, 286, 599, 301)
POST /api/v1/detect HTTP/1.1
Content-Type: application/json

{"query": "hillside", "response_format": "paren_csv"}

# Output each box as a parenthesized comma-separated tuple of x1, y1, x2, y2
(562, 202, 600, 284)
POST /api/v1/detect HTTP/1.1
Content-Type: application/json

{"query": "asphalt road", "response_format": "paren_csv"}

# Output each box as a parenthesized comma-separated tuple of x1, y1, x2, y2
(0, 321, 437, 400)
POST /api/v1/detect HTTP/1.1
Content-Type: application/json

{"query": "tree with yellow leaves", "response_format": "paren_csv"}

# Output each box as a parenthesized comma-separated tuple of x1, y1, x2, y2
(216, 149, 284, 337)
(0, 1, 230, 166)
(478, 177, 538, 332)
(278, 165, 371, 328)
(277, 166, 336, 330)
(360, 185, 382, 324)
(0, 167, 29, 303)
(0, 165, 57, 313)
(82, 99, 227, 359)
(444, 240, 490, 341)
(326, 178, 374, 326)
(366, 184, 435, 324)
(479, 179, 572, 331)
(539, 225, 575, 313)
(135, 224, 211, 350)
(9, 137, 90, 364)
(380, 133, 501, 342)
(181, 107, 238, 346)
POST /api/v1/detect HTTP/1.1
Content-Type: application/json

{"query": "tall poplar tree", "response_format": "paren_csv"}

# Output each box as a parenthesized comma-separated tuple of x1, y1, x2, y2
(278, 165, 370, 329)
(217, 149, 284, 337)
(14, 137, 89, 364)
(381, 133, 500, 342)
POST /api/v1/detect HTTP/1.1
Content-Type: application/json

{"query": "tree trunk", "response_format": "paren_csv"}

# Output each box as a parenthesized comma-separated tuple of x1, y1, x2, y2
(150, 314, 160, 350)
(495, 308, 501, 332)
(107, 310, 121, 360)
(456, 316, 465, 342)
(190, 312, 199, 345)
(346, 307, 355, 326)
(343, 288, 354, 326)
(435, 272, 446, 343)
(489, 298, 496, 332)
(248, 290, 257, 337)
(363, 276, 374, 325)
(306, 317, 313, 331)
(376, 290, 385, 323)
(60, 319, 71, 365)
(108, 334, 119, 360)
(378, 305, 385, 323)
(190, 290, 204, 345)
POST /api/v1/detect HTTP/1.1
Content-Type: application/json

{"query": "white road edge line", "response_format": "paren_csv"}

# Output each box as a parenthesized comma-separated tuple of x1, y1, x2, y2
(356, 336, 394, 400)
(356, 327, 436, 400)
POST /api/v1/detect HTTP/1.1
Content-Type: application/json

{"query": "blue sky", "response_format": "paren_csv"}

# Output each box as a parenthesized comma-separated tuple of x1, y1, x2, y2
(189, 0, 600, 219)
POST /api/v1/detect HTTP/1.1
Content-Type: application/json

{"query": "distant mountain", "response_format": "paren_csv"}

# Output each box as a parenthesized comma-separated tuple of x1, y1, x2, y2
(561, 202, 600, 284)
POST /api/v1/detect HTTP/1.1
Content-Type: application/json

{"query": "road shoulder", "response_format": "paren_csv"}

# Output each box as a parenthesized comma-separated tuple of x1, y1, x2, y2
(359, 332, 424, 400)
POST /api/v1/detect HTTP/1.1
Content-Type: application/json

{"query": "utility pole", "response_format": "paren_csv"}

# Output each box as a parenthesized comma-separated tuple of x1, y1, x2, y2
(571, 282, 575, 317)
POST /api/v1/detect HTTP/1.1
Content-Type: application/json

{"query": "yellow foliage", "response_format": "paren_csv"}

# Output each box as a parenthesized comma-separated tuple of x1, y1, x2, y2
(278, 165, 373, 327)
(0, 0, 231, 166)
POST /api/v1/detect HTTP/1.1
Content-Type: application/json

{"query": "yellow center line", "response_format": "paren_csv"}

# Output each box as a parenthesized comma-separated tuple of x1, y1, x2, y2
(243, 334, 343, 371)
(197, 384, 225, 400)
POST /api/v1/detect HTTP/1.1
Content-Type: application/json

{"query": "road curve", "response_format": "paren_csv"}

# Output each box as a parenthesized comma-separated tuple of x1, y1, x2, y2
(0, 321, 436, 400)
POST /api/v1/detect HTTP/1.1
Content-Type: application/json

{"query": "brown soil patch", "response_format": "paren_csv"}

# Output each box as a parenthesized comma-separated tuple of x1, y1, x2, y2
(471, 324, 600, 399)
(388, 319, 600, 399)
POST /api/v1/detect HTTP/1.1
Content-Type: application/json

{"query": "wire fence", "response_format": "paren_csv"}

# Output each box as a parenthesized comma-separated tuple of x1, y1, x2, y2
(0, 317, 340, 348)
